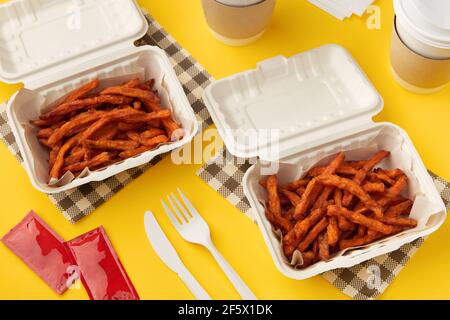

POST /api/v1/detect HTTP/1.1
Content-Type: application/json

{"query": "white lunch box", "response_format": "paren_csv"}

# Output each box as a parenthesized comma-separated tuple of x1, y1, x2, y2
(202, 44, 447, 279)
(0, 0, 199, 194)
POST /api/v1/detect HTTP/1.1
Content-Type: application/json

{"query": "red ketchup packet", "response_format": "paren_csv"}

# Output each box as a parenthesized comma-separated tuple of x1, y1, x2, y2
(65, 226, 139, 300)
(1, 211, 77, 294)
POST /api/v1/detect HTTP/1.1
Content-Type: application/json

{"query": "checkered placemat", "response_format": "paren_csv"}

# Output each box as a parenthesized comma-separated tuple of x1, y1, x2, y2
(0, 14, 212, 223)
(197, 149, 450, 299)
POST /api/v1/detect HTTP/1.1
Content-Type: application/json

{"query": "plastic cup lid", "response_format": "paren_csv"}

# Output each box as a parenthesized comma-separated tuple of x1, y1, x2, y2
(395, 0, 450, 48)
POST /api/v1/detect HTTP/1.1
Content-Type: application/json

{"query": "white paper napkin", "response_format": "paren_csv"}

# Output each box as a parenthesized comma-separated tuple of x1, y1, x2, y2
(308, 0, 374, 20)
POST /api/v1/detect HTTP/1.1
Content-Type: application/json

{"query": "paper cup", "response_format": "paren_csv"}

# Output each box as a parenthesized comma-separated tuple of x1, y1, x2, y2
(391, 18, 450, 94)
(201, 0, 276, 46)
(391, 0, 450, 94)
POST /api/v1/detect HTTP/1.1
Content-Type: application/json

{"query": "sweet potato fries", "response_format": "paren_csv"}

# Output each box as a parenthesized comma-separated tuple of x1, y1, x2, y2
(261, 151, 417, 268)
(31, 78, 183, 182)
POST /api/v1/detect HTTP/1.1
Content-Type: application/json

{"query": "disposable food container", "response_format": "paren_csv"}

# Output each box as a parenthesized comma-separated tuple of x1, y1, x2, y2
(202, 44, 446, 279)
(0, 0, 199, 193)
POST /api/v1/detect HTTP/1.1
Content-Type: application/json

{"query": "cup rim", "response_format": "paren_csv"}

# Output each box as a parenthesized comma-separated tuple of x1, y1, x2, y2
(213, 0, 269, 8)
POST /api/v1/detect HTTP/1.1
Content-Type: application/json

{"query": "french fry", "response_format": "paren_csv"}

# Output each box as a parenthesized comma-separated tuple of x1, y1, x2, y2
(84, 139, 139, 151)
(327, 205, 394, 235)
(337, 216, 355, 232)
(265, 210, 293, 235)
(62, 152, 112, 174)
(41, 95, 131, 119)
(293, 179, 319, 219)
(266, 176, 281, 216)
(139, 135, 170, 147)
(342, 151, 390, 206)
(362, 182, 385, 194)
(294, 153, 345, 219)
(374, 168, 404, 179)
(333, 189, 355, 231)
(37, 128, 54, 139)
(92, 125, 119, 141)
(280, 188, 302, 207)
(378, 175, 408, 207)
(327, 216, 339, 246)
(117, 122, 142, 132)
(312, 186, 334, 210)
(126, 131, 141, 143)
(64, 148, 85, 166)
(162, 118, 184, 141)
(316, 175, 383, 218)
(380, 216, 417, 228)
(334, 188, 343, 206)
(50, 133, 83, 179)
(301, 251, 316, 268)
(318, 232, 330, 260)
(31, 117, 64, 128)
(356, 225, 367, 238)
(368, 172, 396, 185)
(47, 111, 106, 146)
(62, 79, 99, 103)
(339, 232, 381, 251)
(120, 109, 172, 124)
(80, 108, 141, 141)
(308, 165, 358, 177)
(49, 144, 62, 169)
(108, 85, 184, 141)
(118, 135, 169, 159)
(285, 178, 310, 191)
(297, 218, 329, 252)
(312, 240, 319, 261)
(340, 225, 404, 251)
(385, 200, 413, 218)
(100, 86, 159, 103)
(122, 78, 141, 88)
(283, 207, 326, 257)
(118, 146, 150, 160)
(141, 128, 166, 139)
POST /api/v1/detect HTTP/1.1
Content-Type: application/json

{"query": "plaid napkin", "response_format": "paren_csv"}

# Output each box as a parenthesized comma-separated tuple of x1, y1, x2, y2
(0, 14, 212, 223)
(197, 149, 450, 299)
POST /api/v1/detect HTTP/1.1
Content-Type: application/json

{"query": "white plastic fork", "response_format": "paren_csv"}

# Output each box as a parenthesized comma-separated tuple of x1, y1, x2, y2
(161, 189, 257, 300)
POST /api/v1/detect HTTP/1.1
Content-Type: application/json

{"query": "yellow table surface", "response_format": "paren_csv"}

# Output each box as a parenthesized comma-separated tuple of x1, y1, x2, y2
(0, 0, 449, 300)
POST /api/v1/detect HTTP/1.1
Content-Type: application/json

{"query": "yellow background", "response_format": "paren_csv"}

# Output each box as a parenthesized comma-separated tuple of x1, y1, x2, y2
(0, 0, 449, 300)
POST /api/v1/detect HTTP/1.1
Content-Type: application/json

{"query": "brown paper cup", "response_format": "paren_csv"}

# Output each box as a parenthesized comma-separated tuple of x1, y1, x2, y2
(201, 0, 276, 46)
(391, 17, 450, 94)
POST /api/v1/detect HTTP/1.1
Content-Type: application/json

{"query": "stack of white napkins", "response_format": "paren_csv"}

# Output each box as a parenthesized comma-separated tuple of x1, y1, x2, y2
(308, 0, 375, 20)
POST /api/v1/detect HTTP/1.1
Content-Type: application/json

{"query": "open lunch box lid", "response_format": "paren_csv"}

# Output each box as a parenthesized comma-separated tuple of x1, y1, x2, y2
(203, 44, 384, 162)
(0, 0, 148, 87)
